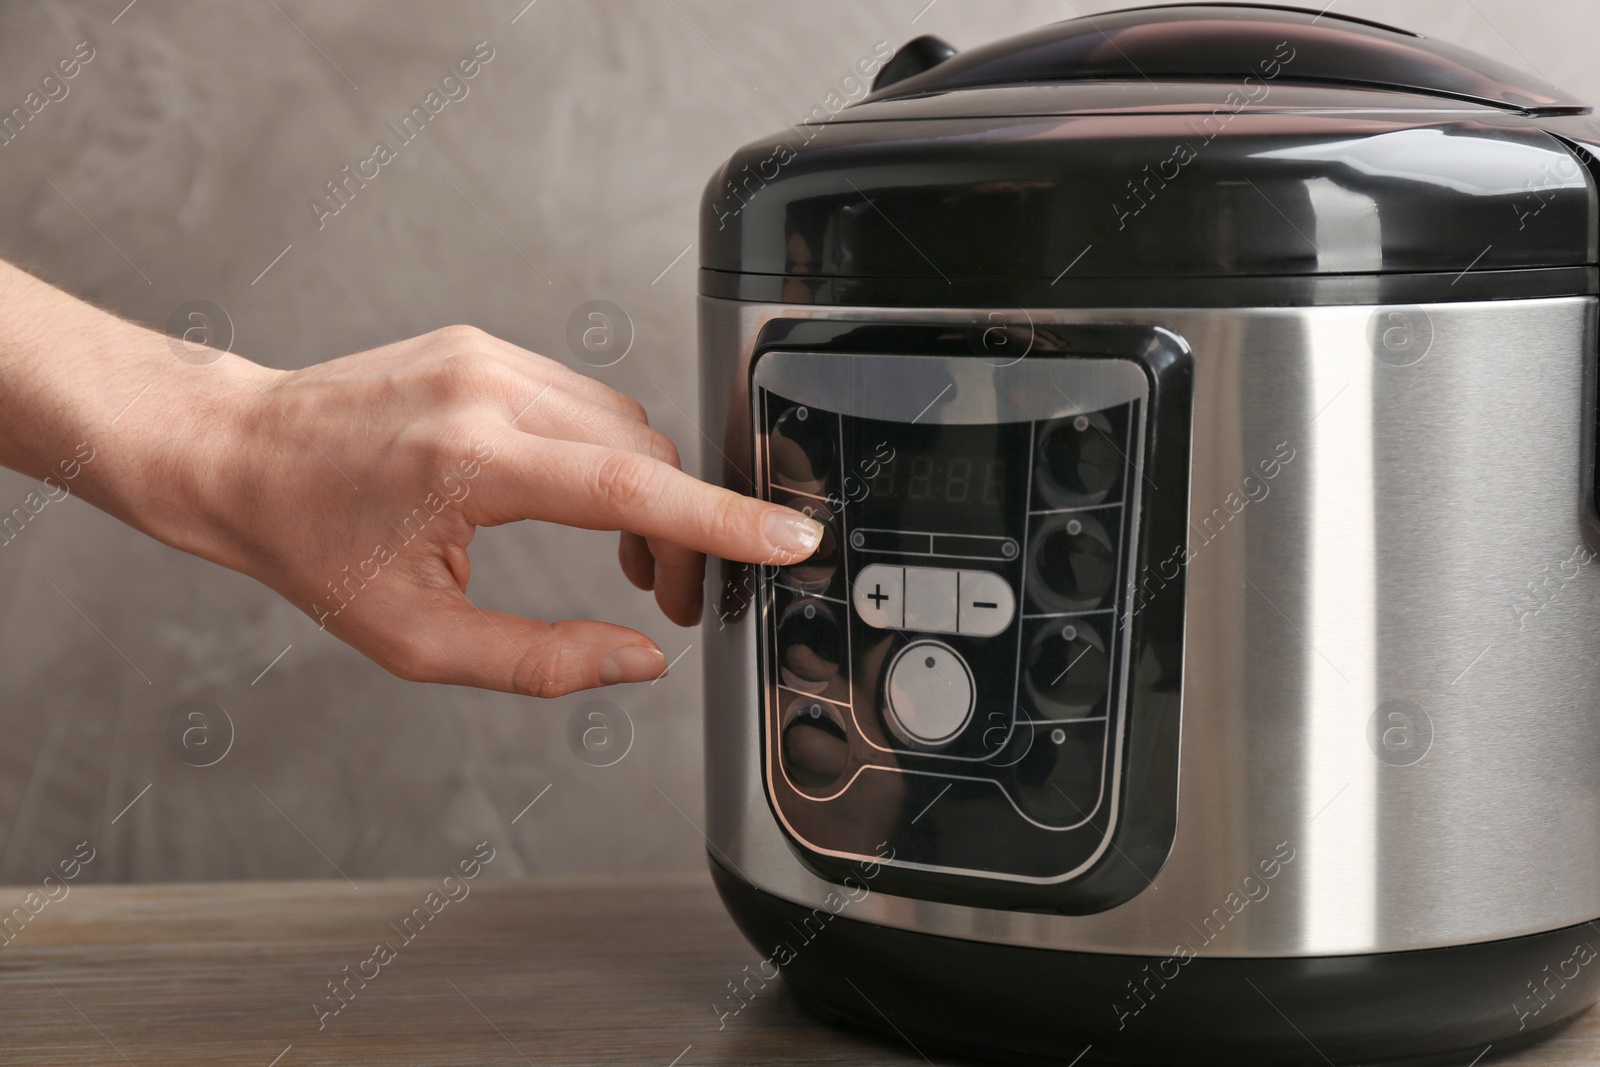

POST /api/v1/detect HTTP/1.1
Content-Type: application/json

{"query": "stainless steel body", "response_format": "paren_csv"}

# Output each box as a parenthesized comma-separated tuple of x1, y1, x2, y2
(702, 294, 1600, 959)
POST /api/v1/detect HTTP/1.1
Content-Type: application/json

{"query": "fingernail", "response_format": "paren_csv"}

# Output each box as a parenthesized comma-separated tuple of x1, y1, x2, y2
(763, 509, 823, 558)
(599, 645, 667, 686)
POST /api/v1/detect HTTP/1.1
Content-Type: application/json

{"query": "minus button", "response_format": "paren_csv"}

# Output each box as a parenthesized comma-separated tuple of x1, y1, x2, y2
(957, 571, 1016, 637)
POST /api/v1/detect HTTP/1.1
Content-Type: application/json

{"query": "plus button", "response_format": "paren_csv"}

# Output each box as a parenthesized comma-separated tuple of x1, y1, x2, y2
(852, 564, 904, 629)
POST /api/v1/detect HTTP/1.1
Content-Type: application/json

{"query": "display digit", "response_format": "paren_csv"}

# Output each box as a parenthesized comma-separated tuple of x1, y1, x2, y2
(870, 457, 897, 498)
(908, 456, 934, 501)
(983, 460, 1005, 505)
(947, 458, 971, 504)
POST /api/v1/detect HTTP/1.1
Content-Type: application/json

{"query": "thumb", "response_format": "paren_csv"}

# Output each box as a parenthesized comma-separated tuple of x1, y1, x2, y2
(376, 595, 668, 697)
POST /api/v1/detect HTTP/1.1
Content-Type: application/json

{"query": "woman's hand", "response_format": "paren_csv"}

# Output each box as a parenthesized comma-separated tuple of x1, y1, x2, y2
(0, 262, 820, 697)
(201, 326, 821, 695)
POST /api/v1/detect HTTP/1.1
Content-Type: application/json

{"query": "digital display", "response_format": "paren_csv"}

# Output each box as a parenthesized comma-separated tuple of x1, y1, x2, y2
(844, 417, 1029, 538)
(866, 454, 1006, 506)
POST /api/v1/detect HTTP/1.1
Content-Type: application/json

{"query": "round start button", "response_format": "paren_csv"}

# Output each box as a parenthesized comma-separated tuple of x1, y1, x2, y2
(884, 640, 976, 748)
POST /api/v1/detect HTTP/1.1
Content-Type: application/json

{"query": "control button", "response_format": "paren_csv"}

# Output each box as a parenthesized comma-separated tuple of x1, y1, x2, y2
(769, 404, 836, 497)
(885, 640, 974, 748)
(781, 696, 850, 792)
(957, 570, 1016, 637)
(853, 564, 904, 629)
(904, 567, 958, 633)
(1025, 620, 1110, 718)
(777, 599, 843, 695)
(776, 495, 838, 594)
(1036, 410, 1123, 508)
(1009, 719, 1106, 827)
(1029, 511, 1118, 613)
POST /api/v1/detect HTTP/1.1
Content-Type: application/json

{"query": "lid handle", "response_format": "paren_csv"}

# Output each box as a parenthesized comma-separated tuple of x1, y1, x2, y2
(872, 35, 959, 93)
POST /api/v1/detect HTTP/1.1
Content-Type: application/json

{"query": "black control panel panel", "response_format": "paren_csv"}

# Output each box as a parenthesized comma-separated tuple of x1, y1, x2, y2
(749, 328, 1191, 913)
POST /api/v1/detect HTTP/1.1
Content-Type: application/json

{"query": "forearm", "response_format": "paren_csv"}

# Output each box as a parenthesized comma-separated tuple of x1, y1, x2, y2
(0, 259, 273, 557)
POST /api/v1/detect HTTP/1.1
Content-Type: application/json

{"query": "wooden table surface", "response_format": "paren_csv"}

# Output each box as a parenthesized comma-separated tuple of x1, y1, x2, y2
(0, 871, 1595, 1067)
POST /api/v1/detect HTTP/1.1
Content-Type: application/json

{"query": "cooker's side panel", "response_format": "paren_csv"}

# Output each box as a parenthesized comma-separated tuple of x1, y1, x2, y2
(700, 296, 766, 869)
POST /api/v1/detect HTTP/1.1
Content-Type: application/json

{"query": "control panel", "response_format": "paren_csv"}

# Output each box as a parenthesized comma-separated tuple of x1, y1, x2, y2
(752, 347, 1169, 893)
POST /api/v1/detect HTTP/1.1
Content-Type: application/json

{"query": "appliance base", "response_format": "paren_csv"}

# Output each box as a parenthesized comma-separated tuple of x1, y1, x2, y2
(711, 859, 1599, 1066)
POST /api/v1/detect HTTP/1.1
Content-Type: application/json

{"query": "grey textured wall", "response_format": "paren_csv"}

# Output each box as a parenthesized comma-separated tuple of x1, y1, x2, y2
(0, 0, 1594, 885)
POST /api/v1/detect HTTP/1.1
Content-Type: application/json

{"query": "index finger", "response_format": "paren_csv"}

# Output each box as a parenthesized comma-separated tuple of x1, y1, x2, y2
(472, 435, 824, 565)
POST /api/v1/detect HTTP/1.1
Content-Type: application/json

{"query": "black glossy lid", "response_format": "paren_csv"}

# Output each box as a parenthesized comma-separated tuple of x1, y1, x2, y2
(864, 4, 1585, 114)
(701, 4, 1600, 294)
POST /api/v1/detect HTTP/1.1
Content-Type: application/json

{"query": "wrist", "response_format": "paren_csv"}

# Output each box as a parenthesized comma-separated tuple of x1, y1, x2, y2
(18, 300, 286, 569)
(92, 339, 285, 570)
